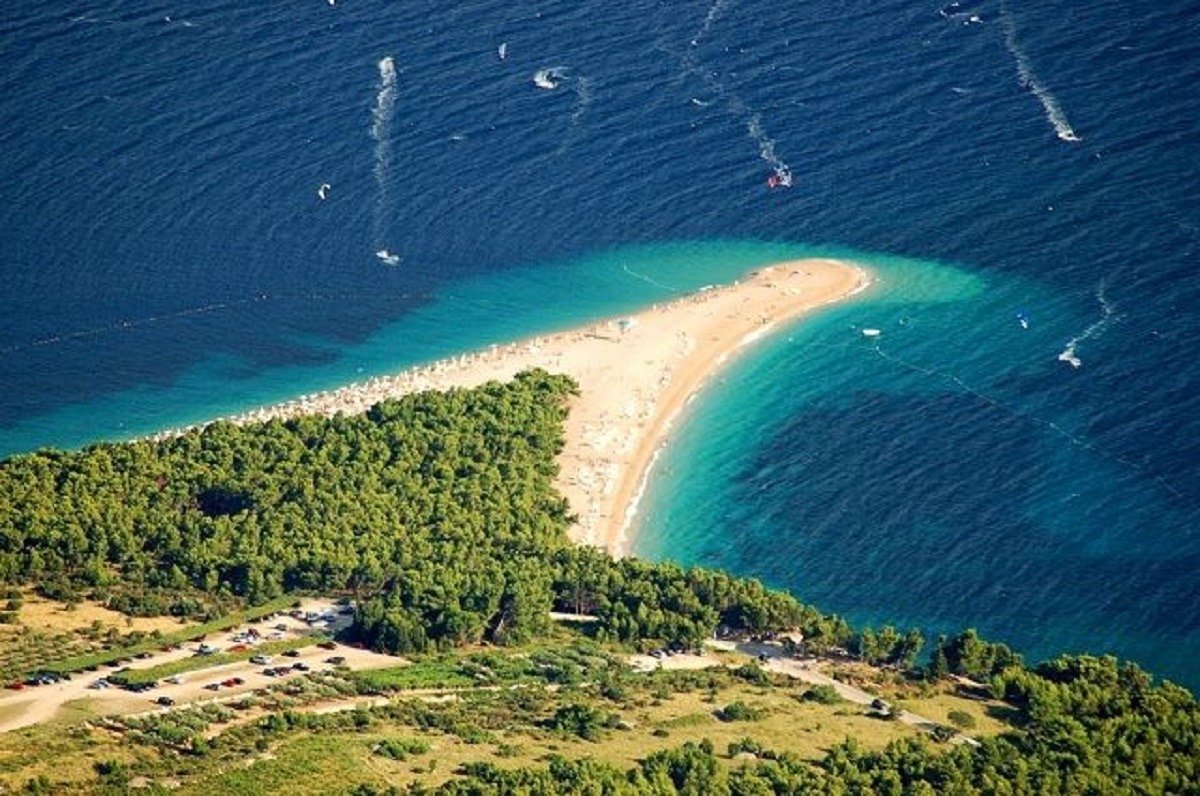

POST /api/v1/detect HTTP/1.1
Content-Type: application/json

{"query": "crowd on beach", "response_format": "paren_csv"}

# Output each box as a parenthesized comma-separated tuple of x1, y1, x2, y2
(146, 262, 868, 556)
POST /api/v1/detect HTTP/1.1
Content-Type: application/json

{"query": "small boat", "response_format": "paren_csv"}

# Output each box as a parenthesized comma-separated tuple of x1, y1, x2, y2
(375, 249, 402, 266)
(1017, 309, 1029, 329)
(767, 171, 793, 189)
(861, 328, 881, 337)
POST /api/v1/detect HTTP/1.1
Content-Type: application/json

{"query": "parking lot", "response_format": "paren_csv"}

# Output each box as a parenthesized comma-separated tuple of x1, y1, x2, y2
(0, 599, 401, 733)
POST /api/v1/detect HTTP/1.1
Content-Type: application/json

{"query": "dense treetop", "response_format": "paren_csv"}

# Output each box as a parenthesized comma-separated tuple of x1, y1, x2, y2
(2, 370, 1197, 794)
(0, 371, 575, 636)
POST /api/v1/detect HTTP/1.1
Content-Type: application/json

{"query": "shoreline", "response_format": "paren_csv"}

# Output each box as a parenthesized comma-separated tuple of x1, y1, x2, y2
(596, 260, 870, 555)
(152, 258, 870, 556)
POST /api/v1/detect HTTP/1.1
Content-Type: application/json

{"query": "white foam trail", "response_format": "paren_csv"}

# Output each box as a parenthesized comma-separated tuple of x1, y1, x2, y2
(570, 76, 593, 125)
(533, 66, 567, 90)
(498, 42, 508, 60)
(371, 56, 398, 253)
(681, 2, 800, 186)
(748, 114, 793, 187)
(693, 0, 730, 45)
(999, 3, 1081, 142)
(372, 56, 398, 185)
(1058, 281, 1117, 369)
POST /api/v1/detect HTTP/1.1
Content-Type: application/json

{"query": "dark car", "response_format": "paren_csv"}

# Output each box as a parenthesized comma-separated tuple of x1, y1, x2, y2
(24, 672, 60, 686)
(292, 662, 311, 672)
(282, 649, 301, 658)
(325, 656, 346, 666)
(317, 641, 337, 650)
(155, 696, 175, 706)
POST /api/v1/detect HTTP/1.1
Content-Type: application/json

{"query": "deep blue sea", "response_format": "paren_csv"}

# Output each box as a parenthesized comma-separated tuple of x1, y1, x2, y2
(3, 0, 1198, 690)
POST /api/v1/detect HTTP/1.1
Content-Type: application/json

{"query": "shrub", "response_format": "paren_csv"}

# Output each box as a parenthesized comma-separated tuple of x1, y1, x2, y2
(715, 701, 765, 722)
(549, 704, 605, 741)
(495, 743, 522, 758)
(732, 663, 771, 686)
(930, 724, 957, 743)
(374, 736, 431, 760)
(93, 759, 128, 785)
(947, 709, 976, 730)
(799, 685, 842, 705)
(727, 737, 766, 758)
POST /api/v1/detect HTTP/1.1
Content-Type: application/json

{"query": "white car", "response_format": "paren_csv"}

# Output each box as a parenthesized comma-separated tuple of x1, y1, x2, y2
(88, 679, 109, 690)
(249, 654, 272, 665)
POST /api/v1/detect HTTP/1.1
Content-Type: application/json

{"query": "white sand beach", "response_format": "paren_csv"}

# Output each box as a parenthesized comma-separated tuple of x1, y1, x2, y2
(164, 259, 868, 555)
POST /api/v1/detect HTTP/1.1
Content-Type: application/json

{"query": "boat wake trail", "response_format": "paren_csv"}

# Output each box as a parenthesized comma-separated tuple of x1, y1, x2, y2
(692, 0, 730, 46)
(999, 2, 1081, 143)
(747, 114, 793, 187)
(372, 56, 398, 192)
(1058, 281, 1117, 369)
(681, 0, 797, 187)
(570, 76, 593, 126)
(371, 56, 399, 257)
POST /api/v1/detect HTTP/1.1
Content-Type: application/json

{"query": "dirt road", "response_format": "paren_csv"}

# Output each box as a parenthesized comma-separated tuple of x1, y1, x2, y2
(0, 599, 401, 733)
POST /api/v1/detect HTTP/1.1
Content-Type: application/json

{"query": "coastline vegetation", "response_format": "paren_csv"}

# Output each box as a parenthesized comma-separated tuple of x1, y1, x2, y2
(0, 371, 1197, 793)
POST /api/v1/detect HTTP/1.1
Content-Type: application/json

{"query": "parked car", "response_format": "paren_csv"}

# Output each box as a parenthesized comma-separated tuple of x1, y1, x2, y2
(7, 682, 25, 690)
(292, 662, 311, 672)
(282, 649, 301, 658)
(317, 641, 337, 650)
(325, 656, 346, 666)
(88, 679, 110, 690)
(166, 675, 184, 685)
(155, 696, 175, 706)
(204, 683, 221, 691)
(249, 654, 272, 665)
(25, 672, 60, 686)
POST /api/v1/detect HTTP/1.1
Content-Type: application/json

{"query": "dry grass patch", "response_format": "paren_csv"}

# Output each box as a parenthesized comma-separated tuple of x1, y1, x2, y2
(16, 594, 189, 635)
(900, 689, 1015, 737)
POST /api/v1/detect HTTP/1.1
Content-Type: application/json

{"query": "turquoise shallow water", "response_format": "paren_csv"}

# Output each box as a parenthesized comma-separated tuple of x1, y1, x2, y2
(634, 249, 1200, 689)
(4, 0, 1200, 690)
(6, 238, 1200, 690)
(0, 240, 819, 455)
